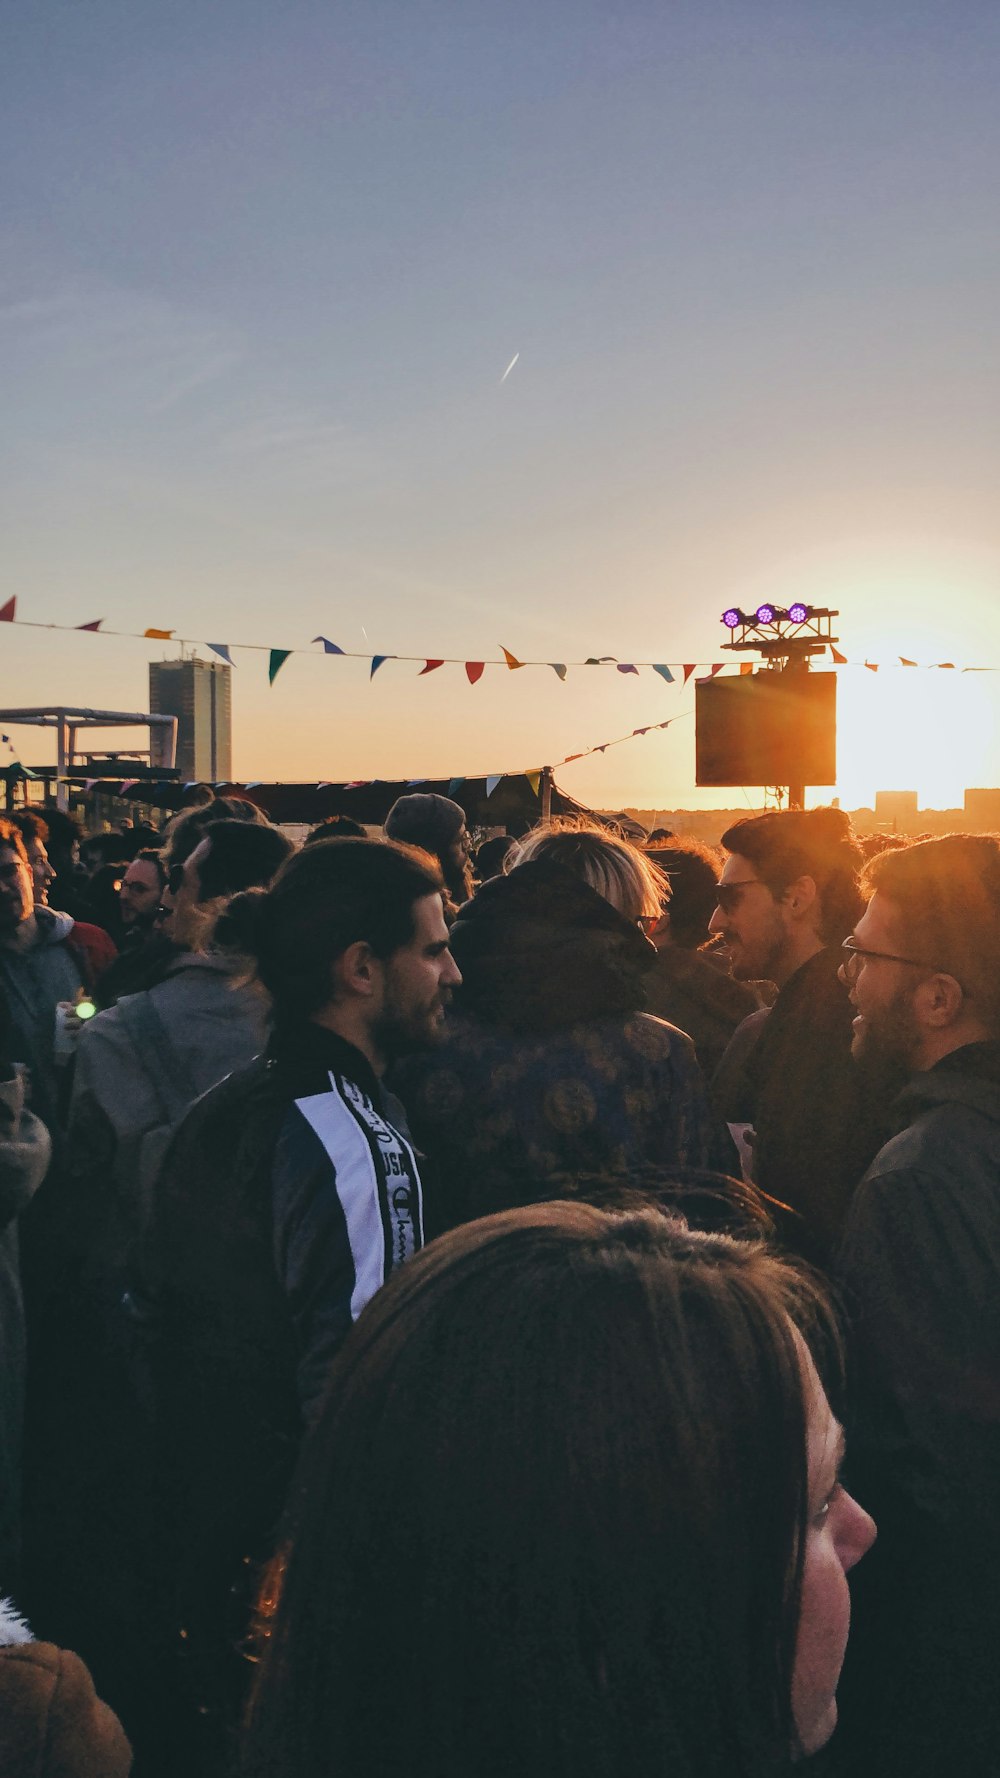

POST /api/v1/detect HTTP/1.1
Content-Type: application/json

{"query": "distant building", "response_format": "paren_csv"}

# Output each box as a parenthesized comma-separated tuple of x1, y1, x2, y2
(875, 790, 919, 825)
(964, 789, 1000, 830)
(148, 659, 232, 782)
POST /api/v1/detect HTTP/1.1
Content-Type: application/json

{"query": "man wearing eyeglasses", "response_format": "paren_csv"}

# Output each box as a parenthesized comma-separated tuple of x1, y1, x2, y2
(835, 834, 1000, 1778)
(708, 807, 887, 1257)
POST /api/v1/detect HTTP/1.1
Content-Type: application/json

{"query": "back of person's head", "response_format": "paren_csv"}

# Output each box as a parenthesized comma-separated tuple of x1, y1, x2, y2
(862, 833, 1000, 1034)
(474, 834, 516, 880)
(305, 815, 367, 844)
(195, 821, 295, 903)
(856, 833, 912, 864)
(513, 819, 667, 924)
(384, 793, 465, 854)
(161, 794, 267, 869)
(644, 838, 722, 948)
(216, 837, 444, 1022)
(720, 808, 863, 944)
(37, 807, 82, 858)
(243, 1201, 857, 1778)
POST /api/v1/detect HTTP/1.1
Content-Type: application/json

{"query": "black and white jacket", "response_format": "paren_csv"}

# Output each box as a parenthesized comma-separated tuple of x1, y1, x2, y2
(135, 1022, 427, 1648)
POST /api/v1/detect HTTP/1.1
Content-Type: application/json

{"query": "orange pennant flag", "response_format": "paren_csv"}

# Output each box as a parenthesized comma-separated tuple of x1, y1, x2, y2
(501, 646, 524, 669)
(526, 771, 541, 796)
(830, 647, 847, 664)
(740, 662, 753, 675)
(899, 657, 917, 667)
(864, 661, 878, 672)
(144, 628, 174, 640)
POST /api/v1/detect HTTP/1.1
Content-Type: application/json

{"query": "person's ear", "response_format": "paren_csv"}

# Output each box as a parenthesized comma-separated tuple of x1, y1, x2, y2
(782, 874, 819, 922)
(333, 940, 382, 1001)
(913, 972, 964, 1029)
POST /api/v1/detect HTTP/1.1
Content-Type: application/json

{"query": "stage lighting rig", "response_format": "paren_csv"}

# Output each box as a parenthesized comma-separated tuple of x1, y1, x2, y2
(717, 602, 839, 667)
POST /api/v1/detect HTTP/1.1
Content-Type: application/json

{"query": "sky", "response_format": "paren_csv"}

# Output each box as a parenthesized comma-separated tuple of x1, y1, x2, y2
(3, 0, 1000, 812)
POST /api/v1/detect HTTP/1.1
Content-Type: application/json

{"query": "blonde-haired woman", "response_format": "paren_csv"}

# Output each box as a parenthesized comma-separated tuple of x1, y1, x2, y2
(393, 819, 722, 1229)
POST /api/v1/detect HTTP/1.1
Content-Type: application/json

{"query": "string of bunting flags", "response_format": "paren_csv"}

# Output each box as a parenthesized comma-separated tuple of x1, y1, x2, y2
(0, 598, 992, 681)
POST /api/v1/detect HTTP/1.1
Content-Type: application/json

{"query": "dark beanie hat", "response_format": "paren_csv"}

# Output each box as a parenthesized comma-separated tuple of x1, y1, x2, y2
(384, 794, 466, 853)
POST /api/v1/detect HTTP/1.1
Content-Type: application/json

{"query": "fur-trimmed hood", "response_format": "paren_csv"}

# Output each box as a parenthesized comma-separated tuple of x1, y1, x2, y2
(0, 1598, 33, 1646)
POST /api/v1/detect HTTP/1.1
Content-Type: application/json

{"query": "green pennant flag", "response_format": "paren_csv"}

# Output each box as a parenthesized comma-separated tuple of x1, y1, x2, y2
(269, 649, 291, 685)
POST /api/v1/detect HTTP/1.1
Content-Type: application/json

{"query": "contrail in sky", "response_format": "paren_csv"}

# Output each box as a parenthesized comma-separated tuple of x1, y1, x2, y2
(500, 352, 520, 383)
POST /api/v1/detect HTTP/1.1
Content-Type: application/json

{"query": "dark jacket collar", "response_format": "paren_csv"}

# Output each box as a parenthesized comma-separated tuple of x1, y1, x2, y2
(266, 1020, 383, 1103)
(893, 1040, 1000, 1128)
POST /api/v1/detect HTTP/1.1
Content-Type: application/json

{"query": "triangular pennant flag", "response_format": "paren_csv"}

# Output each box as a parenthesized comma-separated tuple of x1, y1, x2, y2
(344, 780, 371, 790)
(617, 663, 639, 675)
(501, 646, 524, 669)
(448, 778, 465, 797)
(312, 637, 345, 654)
(549, 663, 567, 681)
(740, 662, 754, 675)
(899, 657, 917, 667)
(269, 649, 291, 684)
(935, 661, 955, 669)
(864, 661, 878, 673)
(632, 727, 650, 737)
(465, 662, 485, 684)
(682, 665, 697, 684)
(652, 664, 675, 683)
(370, 655, 390, 678)
(585, 656, 615, 665)
(0, 598, 16, 623)
(316, 782, 333, 789)
(119, 779, 139, 794)
(485, 775, 502, 796)
(830, 647, 847, 664)
(244, 781, 262, 789)
(657, 721, 672, 730)
(419, 660, 444, 675)
(407, 779, 428, 787)
(563, 752, 585, 762)
(84, 779, 97, 792)
(596, 745, 608, 754)
(208, 643, 234, 665)
(526, 771, 541, 796)
(709, 663, 724, 677)
(76, 619, 103, 632)
(144, 628, 173, 639)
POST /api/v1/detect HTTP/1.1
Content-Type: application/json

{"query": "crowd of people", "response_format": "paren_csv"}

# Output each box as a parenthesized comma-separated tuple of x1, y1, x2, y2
(0, 786, 995, 1775)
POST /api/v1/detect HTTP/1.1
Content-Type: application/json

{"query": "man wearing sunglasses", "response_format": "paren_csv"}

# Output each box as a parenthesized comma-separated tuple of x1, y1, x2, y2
(708, 807, 887, 1257)
(835, 835, 1000, 1778)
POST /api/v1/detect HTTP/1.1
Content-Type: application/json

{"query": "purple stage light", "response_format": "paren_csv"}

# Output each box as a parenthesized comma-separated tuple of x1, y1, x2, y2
(788, 602, 810, 623)
(722, 608, 742, 629)
(755, 603, 776, 624)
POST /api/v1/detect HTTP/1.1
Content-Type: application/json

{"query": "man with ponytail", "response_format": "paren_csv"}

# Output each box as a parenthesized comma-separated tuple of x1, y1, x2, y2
(709, 807, 887, 1257)
(133, 837, 460, 1773)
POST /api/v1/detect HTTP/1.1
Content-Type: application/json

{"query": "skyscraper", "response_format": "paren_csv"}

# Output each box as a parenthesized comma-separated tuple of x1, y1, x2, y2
(148, 658, 233, 782)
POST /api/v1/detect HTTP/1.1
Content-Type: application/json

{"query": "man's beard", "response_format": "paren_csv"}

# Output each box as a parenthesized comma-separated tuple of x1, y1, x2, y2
(374, 994, 449, 1062)
(852, 984, 920, 1077)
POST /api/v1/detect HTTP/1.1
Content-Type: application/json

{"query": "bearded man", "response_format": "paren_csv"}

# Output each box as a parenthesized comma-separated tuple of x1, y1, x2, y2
(836, 834, 1000, 1778)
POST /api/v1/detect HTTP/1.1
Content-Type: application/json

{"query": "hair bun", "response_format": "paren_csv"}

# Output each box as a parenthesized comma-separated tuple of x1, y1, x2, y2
(803, 805, 854, 843)
(213, 886, 270, 959)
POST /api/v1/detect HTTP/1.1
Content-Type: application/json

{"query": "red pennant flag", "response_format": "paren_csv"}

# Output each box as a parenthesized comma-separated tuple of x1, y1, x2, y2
(0, 598, 16, 623)
(465, 662, 485, 684)
(682, 664, 697, 684)
(77, 620, 103, 632)
(899, 657, 917, 667)
(830, 647, 847, 664)
(563, 752, 585, 762)
(419, 660, 444, 675)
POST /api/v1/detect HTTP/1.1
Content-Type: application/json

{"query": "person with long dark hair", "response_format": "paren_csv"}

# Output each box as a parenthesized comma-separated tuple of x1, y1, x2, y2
(242, 1202, 875, 1778)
